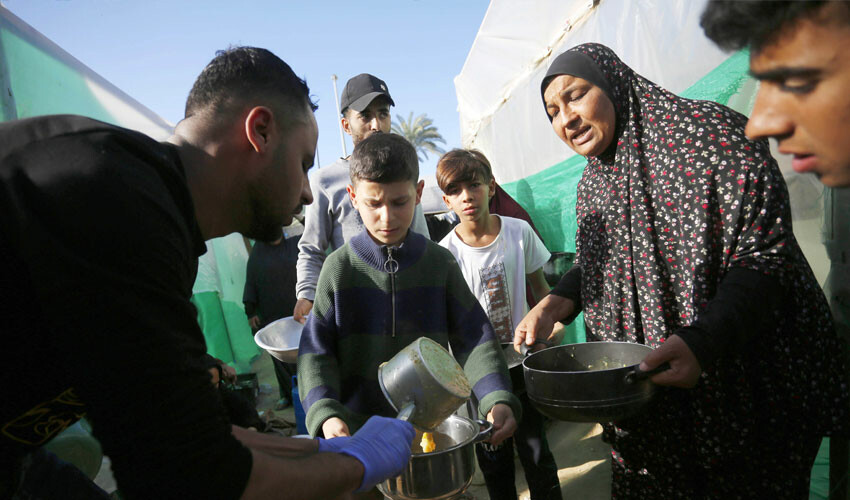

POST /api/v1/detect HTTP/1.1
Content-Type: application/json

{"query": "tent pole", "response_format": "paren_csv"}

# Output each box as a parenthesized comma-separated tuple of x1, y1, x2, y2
(331, 74, 346, 158)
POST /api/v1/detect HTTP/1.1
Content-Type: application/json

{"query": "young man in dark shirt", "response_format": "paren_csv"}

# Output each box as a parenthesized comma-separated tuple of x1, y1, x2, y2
(0, 46, 413, 499)
(701, 3, 850, 497)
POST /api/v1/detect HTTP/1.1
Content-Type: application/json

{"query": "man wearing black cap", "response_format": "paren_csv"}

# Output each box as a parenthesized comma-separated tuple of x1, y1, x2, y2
(293, 73, 428, 322)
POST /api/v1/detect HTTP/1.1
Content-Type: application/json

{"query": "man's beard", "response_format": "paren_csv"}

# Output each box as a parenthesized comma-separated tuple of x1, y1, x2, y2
(244, 184, 286, 242)
(354, 129, 381, 145)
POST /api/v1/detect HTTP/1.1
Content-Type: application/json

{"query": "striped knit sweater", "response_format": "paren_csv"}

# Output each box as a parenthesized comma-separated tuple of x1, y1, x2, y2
(297, 229, 521, 437)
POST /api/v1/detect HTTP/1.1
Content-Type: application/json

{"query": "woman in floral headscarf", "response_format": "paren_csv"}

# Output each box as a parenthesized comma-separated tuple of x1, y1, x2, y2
(515, 43, 849, 498)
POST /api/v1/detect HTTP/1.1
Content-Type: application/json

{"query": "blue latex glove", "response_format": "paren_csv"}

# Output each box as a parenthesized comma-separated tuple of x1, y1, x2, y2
(316, 436, 352, 454)
(338, 416, 415, 492)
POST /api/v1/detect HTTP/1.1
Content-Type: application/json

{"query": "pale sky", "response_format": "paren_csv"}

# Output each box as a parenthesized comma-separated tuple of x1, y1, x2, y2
(3, 0, 490, 180)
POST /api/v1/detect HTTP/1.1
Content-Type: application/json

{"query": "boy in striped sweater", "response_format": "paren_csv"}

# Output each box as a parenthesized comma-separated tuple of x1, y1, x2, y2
(297, 133, 520, 447)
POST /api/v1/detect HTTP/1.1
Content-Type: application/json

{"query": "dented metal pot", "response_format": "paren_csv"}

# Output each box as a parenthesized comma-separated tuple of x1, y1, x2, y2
(378, 337, 472, 430)
(377, 415, 492, 500)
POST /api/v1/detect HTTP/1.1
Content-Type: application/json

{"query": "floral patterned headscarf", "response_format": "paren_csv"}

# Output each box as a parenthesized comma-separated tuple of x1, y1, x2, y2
(538, 43, 847, 495)
(542, 43, 796, 344)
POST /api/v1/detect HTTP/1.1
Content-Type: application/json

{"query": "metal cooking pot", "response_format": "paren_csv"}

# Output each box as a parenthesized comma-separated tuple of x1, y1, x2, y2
(379, 337, 472, 430)
(377, 415, 493, 500)
(523, 341, 669, 422)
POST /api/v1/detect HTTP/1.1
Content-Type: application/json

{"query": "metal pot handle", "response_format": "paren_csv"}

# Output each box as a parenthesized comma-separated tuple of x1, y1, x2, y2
(624, 362, 671, 384)
(396, 403, 415, 422)
(472, 419, 494, 444)
(519, 338, 556, 357)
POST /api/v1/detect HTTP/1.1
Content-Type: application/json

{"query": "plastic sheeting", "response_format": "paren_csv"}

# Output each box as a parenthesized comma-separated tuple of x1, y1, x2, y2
(193, 234, 260, 372)
(456, 0, 731, 184)
(0, 6, 172, 137)
(456, 0, 831, 284)
(458, 0, 833, 273)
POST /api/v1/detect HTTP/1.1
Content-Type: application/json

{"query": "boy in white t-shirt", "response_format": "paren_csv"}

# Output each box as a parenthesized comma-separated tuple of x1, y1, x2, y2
(437, 149, 562, 500)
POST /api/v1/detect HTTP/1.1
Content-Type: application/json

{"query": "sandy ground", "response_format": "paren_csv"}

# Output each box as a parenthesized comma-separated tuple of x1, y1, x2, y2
(462, 411, 612, 500)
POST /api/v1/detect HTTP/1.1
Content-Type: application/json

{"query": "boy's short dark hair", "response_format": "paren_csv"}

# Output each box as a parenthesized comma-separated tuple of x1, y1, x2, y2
(436, 149, 494, 193)
(349, 133, 419, 185)
(185, 46, 318, 124)
(700, 0, 850, 53)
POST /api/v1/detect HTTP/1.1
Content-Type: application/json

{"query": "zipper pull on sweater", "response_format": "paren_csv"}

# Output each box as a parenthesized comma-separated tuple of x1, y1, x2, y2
(385, 246, 398, 337)
(383, 246, 399, 274)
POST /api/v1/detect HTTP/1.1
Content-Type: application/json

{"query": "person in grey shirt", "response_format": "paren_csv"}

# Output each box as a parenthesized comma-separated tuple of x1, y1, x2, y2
(293, 73, 428, 322)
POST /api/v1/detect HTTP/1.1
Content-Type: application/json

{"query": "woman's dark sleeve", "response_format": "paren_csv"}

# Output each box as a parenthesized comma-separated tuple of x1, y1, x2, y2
(675, 266, 784, 369)
(549, 265, 583, 324)
(675, 122, 795, 371)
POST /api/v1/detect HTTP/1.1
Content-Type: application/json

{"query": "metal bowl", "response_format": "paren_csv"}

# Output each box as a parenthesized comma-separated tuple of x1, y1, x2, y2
(523, 342, 665, 422)
(254, 316, 303, 363)
(377, 415, 492, 500)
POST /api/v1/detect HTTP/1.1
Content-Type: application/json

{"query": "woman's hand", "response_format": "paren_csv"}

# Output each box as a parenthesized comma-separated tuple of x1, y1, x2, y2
(322, 417, 351, 438)
(639, 334, 702, 388)
(514, 295, 575, 352)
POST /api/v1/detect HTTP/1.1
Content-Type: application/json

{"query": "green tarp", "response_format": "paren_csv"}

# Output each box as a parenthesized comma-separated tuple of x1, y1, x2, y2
(191, 291, 256, 374)
(192, 234, 260, 373)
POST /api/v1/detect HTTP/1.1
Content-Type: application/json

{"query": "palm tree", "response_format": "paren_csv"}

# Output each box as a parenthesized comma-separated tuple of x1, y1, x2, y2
(391, 112, 447, 162)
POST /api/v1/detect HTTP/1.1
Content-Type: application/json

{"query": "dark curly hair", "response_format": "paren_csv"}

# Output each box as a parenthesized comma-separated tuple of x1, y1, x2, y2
(701, 1, 849, 53)
(350, 133, 419, 185)
(185, 46, 317, 123)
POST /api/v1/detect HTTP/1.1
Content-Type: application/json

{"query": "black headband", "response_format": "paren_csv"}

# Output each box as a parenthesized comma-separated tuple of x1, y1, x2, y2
(540, 50, 615, 120)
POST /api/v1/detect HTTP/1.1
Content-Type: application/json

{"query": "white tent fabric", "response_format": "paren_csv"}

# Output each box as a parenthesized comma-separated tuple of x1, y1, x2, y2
(456, 0, 731, 184)
(454, 0, 833, 284)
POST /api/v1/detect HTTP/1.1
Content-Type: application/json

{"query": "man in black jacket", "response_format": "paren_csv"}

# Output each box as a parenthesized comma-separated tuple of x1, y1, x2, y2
(0, 46, 413, 499)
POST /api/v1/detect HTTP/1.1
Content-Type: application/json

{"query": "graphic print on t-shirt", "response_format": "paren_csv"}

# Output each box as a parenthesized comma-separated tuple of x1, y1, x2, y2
(480, 263, 513, 343)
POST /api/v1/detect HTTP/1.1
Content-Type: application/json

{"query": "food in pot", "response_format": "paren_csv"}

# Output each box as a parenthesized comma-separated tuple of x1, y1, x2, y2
(420, 432, 436, 453)
(412, 429, 455, 454)
(584, 355, 629, 371)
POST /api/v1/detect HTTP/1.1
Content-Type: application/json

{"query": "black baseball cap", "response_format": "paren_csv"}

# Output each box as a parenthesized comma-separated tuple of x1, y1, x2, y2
(339, 73, 395, 114)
